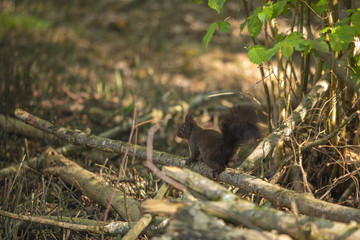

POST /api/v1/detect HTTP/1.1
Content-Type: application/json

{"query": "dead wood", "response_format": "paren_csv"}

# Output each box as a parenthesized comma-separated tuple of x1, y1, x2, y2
(239, 77, 330, 172)
(0, 111, 142, 181)
(145, 166, 360, 240)
(0, 209, 108, 234)
(0, 209, 167, 236)
(40, 148, 141, 221)
(150, 207, 292, 240)
(239, 47, 354, 172)
(0, 114, 59, 142)
(122, 183, 170, 240)
(156, 157, 360, 224)
(13, 108, 360, 224)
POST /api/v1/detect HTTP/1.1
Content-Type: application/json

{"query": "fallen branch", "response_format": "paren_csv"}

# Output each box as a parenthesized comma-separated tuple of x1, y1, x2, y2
(40, 148, 141, 221)
(0, 210, 167, 236)
(0, 209, 108, 234)
(143, 201, 292, 240)
(122, 182, 170, 240)
(0, 114, 59, 142)
(149, 166, 360, 240)
(13, 109, 360, 223)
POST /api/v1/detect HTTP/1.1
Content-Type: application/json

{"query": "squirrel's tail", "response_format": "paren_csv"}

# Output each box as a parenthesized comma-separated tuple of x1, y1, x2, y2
(220, 104, 267, 149)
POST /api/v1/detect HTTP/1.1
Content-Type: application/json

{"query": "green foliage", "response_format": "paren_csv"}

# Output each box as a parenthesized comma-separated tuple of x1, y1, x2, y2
(248, 32, 329, 64)
(241, 1, 289, 39)
(197, 0, 356, 60)
(351, 11, 360, 35)
(353, 55, 360, 82)
(243, 7, 262, 39)
(203, 22, 217, 48)
(248, 45, 267, 65)
(0, 13, 50, 32)
(312, 0, 328, 15)
(328, 25, 355, 52)
(218, 21, 230, 33)
(272, 0, 288, 18)
(258, 3, 273, 23)
(203, 21, 229, 48)
(307, 38, 329, 53)
(208, 0, 226, 14)
(188, 0, 225, 13)
(0, 13, 50, 40)
(280, 42, 294, 59)
(248, 9, 263, 38)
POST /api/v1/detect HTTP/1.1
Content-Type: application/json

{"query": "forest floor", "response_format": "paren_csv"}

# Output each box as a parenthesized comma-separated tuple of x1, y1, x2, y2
(0, 1, 268, 238)
(3, 0, 356, 239)
(1, 0, 266, 154)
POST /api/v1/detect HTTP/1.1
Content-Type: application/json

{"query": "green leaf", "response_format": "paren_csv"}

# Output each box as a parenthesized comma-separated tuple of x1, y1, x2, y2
(258, 4, 273, 23)
(208, 0, 225, 14)
(335, 17, 350, 27)
(308, 38, 329, 53)
(312, 0, 328, 15)
(272, 0, 287, 18)
(247, 7, 263, 39)
(240, 20, 247, 32)
(293, 39, 309, 52)
(329, 25, 355, 51)
(281, 42, 294, 59)
(275, 33, 285, 44)
(285, 32, 304, 41)
(351, 11, 360, 35)
(265, 44, 281, 61)
(248, 45, 267, 65)
(218, 21, 230, 33)
(203, 22, 217, 48)
(320, 26, 331, 34)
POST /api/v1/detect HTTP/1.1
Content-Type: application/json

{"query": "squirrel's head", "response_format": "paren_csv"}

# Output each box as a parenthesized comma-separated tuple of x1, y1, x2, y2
(177, 112, 195, 139)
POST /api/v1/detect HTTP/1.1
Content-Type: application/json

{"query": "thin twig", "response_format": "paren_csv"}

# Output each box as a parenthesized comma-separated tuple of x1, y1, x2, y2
(119, 185, 131, 228)
(302, 111, 360, 151)
(0, 209, 109, 234)
(298, 144, 312, 193)
(144, 124, 186, 192)
(319, 168, 360, 200)
(102, 108, 137, 237)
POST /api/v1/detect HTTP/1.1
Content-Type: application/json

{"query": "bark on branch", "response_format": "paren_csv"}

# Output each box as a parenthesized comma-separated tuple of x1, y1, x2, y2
(14, 105, 360, 223)
(40, 148, 141, 221)
(143, 166, 360, 240)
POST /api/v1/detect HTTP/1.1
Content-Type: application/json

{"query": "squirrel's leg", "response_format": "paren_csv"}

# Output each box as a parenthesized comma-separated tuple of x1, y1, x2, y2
(205, 157, 226, 178)
(211, 166, 225, 178)
(186, 143, 200, 165)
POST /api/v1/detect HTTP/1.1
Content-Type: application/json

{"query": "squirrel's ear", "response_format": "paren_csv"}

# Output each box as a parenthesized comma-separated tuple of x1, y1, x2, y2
(185, 112, 194, 122)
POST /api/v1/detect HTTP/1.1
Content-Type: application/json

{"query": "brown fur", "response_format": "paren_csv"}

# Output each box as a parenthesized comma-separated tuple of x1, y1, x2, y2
(177, 105, 266, 177)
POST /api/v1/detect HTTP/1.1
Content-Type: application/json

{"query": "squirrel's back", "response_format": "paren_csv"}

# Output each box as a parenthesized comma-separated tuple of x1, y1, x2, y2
(220, 104, 267, 149)
(177, 104, 268, 177)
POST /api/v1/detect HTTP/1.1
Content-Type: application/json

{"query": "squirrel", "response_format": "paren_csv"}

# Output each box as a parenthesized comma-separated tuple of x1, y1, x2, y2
(177, 104, 267, 177)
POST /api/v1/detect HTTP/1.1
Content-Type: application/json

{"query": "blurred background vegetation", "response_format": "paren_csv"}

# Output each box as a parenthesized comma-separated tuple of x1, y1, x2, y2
(0, 0, 265, 238)
(0, 0, 264, 159)
(1, 0, 360, 239)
